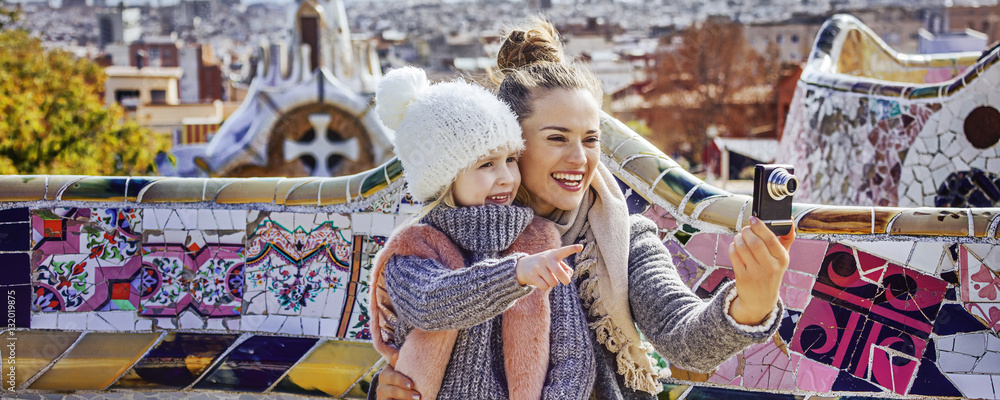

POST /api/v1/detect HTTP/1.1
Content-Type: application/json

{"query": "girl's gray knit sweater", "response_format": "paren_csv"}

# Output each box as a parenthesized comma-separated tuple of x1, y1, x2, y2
(378, 211, 780, 400)
(384, 204, 595, 400)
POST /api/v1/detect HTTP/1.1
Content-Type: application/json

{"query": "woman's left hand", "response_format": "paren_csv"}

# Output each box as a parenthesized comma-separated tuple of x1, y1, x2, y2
(727, 216, 795, 325)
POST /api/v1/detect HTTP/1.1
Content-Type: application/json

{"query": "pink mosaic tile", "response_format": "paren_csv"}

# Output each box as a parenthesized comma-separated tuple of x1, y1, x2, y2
(787, 239, 831, 275)
(742, 340, 798, 390)
(781, 271, 814, 310)
(32, 208, 144, 313)
(796, 356, 839, 392)
(684, 233, 718, 268)
(642, 204, 678, 231)
(715, 234, 734, 268)
(707, 355, 743, 386)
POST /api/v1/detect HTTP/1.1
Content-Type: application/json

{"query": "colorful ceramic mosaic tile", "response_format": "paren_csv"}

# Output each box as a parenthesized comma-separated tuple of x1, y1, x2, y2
(1, 15, 1000, 400)
(243, 212, 353, 321)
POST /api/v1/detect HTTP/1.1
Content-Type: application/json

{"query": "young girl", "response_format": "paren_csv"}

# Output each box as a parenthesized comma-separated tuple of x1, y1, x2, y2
(368, 66, 595, 400)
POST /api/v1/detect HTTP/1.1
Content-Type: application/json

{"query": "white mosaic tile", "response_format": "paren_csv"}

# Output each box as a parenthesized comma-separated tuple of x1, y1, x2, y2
(178, 310, 205, 329)
(960, 145, 981, 164)
(990, 158, 1000, 175)
(940, 351, 978, 373)
(967, 244, 996, 263)
(206, 318, 227, 331)
(240, 314, 266, 331)
(907, 242, 945, 275)
(197, 208, 216, 230)
(268, 211, 297, 229)
(351, 212, 373, 234)
(147, 209, 171, 230)
(279, 316, 304, 335)
(30, 312, 58, 329)
(135, 318, 153, 331)
(302, 317, 320, 336)
(319, 317, 339, 337)
(989, 334, 1000, 352)
(929, 153, 950, 171)
(98, 311, 139, 331)
(154, 317, 176, 329)
(948, 373, 997, 399)
(58, 312, 87, 330)
(974, 351, 1000, 374)
(954, 332, 988, 357)
(85, 313, 115, 331)
(177, 209, 198, 230)
(371, 213, 395, 236)
(258, 315, 287, 332)
(939, 335, 956, 351)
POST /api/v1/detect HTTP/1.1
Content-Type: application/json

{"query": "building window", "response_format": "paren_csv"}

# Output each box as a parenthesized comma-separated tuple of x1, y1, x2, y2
(776, 34, 783, 44)
(151, 90, 167, 105)
(115, 89, 140, 111)
(791, 35, 799, 43)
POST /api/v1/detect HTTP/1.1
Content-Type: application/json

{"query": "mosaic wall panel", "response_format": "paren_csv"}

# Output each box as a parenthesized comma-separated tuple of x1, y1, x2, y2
(141, 209, 247, 323)
(2, 17, 999, 398)
(31, 208, 143, 314)
(778, 11, 1000, 209)
(640, 203, 1000, 399)
(3, 185, 1000, 399)
(779, 88, 940, 207)
(242, 212, 354, 336)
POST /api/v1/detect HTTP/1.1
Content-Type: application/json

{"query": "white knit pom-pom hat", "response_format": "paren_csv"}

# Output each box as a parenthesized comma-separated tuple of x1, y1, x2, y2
(376, 66, 524, 202)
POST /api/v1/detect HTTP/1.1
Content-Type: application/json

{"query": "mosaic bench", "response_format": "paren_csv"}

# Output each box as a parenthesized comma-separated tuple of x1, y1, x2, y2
(780, 14, 1000, 208)
(2, 13, 1000, 400)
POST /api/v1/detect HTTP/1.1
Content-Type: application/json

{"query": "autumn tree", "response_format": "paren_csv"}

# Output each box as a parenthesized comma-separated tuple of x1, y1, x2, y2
(0, 29, 169, 175)
(0, 0, 16, 31)
(639, 17, 779, 166)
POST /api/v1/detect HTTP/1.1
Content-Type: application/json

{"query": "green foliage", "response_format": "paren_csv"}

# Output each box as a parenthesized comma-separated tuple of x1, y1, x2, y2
(0, 0, 17, 31)
(0, 30, 168, 175)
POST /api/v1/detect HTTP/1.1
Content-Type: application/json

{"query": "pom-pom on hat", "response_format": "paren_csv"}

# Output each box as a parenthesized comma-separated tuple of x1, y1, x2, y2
(376, 66, 524, 202)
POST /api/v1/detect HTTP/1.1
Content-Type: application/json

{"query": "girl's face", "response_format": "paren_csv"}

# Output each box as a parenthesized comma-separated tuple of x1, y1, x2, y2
(452, 147, 521, 207)
(518, 89, 601, 217)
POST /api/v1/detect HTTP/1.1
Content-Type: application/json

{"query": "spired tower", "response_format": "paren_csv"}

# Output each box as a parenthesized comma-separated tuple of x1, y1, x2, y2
(167, 0, 392, 178)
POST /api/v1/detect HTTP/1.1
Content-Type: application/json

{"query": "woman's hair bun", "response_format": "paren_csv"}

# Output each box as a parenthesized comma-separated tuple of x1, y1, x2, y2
(496, 19, 564, 72)
(375, 66, 430, 131)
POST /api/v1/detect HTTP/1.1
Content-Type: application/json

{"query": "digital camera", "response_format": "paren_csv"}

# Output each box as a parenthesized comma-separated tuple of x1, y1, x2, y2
(751, 164, 797, 236)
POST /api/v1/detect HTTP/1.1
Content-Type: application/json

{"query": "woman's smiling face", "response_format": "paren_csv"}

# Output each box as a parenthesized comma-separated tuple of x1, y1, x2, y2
(517, 88, 602, 217)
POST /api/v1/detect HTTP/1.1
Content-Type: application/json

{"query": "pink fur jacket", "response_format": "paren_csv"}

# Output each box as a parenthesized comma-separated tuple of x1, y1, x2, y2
(370, 216, 562, 400)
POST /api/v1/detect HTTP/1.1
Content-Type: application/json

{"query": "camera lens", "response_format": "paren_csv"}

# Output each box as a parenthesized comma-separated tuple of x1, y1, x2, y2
(767, 168, 798, 200)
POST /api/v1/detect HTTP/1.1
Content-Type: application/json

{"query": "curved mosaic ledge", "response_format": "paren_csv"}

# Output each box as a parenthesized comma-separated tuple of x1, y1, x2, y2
(4, 114, 995, 240)
(779, 13, 1000, 208)
(802, 13, 995, 96)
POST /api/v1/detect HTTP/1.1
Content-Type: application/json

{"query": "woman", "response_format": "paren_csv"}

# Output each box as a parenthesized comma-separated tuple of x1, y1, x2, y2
(373, 20, 794, 400)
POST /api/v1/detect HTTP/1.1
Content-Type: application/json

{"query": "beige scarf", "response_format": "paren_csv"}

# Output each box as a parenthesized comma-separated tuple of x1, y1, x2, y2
(547, 162, 665, 394)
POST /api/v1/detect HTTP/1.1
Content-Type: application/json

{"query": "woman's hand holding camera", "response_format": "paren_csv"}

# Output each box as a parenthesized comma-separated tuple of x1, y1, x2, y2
(728, 216, 795, 326)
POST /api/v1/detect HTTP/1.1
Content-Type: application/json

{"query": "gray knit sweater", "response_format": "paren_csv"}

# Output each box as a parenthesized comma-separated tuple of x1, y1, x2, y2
(375, 212, 780, 400)
(384, 204, 595, 400)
